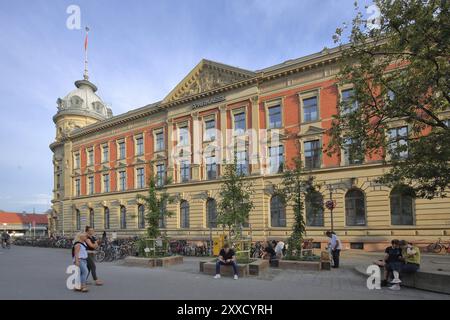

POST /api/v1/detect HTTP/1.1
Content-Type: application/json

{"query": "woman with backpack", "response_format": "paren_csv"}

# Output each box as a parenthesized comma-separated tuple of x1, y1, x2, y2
(72, 232, 89, 293)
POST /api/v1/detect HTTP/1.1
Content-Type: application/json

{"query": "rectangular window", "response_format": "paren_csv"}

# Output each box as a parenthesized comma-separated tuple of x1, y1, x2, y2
(102, 145, 109, 163)
(75, 179, 81, 196)
(136, 168, 145, 189)
(88, 176, 94, 195)
(206, 156, 217, 180)
(179, 126, 189, 146)
(155, 131, 164, 151)
(269, 145, 284, 174)
(388, 126, 408, 159)
(234, 112, 246, 135)
(87, 149, 94, 166)
(236, 150, 249, 176)
(103, 174, 110, 193)
(118, 141, 126, 160)
(304, 140, 321, 169)
(343, 138, 364, 165)
(180, 160, 190, 182)
(136, 136, 144, 156)
(268, 105, 282, 129)
(341, 88, 358, 114)
(303, 97, 318, 122)
(119, 171, 126, 191)
(156, 163, 166, 186)
(204, 119, 216, 141)
(74, 153, 80, 169)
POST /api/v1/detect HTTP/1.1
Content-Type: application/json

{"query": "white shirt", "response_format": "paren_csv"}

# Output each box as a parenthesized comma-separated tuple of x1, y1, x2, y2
(275, 241, 285, 254)
(329, 234, 342, 250)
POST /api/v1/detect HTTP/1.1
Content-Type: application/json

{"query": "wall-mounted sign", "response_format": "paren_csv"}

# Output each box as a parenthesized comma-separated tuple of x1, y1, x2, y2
(192, 95, 225, 110)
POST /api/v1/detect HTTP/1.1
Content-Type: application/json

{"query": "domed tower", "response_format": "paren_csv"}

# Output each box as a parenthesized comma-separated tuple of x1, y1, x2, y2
(50, 75, 113, 235)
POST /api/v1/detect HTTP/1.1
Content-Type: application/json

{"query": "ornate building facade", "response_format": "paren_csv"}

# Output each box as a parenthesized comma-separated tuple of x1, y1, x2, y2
(50, 47, 450, 251)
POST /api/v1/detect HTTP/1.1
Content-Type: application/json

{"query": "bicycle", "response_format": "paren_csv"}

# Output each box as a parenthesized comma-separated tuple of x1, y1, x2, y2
(427, 238, 450, 254)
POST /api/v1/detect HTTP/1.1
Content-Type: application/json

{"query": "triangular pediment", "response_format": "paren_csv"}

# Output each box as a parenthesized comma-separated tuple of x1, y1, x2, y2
(298, 125, 326, 137)
(163, 59, 255, 103)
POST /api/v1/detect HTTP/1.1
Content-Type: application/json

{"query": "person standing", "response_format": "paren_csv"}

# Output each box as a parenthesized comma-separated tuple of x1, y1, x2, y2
(85, 226, 103, 286)
(214, 243, 239, 280)
(326, 231, 342, 268)
(273, 240, 285, 259)
(72, 232, 89, 292)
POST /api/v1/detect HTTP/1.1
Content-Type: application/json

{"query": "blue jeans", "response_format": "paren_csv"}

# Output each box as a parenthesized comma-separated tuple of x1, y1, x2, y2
(401, 263, 419, 274)
(79, 259, 89, 286)
(216, 260, 238, 276)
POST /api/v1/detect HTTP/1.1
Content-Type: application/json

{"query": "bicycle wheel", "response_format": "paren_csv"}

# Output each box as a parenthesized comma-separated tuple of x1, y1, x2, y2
(95, 250, 106, 262)
(428, 244, 442, 254)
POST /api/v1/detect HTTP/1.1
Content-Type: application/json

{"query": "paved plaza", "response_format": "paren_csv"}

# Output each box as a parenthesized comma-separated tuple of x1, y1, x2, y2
(0, 246, 449, 300)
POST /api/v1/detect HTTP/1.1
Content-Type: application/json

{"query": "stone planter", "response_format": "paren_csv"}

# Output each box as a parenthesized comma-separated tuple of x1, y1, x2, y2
(199, 259, 269, 277)
(248, 259, 270, 275)
(124, 255, 183, 268)
(278, 259, 321, 271)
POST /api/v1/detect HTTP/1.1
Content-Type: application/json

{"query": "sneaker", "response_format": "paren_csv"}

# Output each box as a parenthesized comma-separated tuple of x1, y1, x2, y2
(388, 284, 401, 291)
(390, 278, 402, 284)
(233, 275, 238, 280)
(214, 274, 221, 279)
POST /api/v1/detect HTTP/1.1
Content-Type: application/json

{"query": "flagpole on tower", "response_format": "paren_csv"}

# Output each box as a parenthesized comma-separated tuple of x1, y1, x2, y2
(84, 26, 89, 80)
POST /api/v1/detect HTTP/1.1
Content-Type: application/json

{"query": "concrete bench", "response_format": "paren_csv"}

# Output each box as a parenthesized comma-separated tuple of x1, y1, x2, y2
(355, 265, 450, 295)
(124, 255, 183, 268)
(248, 259, 269, 276)
(201, 261, 249, 277)
(278, 260, 321, 271)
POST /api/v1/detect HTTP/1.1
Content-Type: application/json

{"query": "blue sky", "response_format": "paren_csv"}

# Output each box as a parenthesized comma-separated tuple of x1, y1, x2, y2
(0, 0, 371, 213)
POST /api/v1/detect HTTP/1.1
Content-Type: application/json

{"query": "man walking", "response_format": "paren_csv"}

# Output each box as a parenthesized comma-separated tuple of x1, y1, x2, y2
(326, 231, 342, 268)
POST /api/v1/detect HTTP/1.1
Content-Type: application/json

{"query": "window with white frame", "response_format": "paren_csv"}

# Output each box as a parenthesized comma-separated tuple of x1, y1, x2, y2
(75, 178, 81, 196)
(87, 148, 94, 166)
(103, 173, 110, 193)
(302, 96, 319, 122)
(180, 160, 190, 182)
(341, 88, 358, 114)
(88, 176, 94, 195)
(135, 135, 144, 156)
(155, 131, 164, 151)
(119, 171, 126, 191)
(102, 144, 109, 163)
(268, 105, 282, 129)
(304, 140, 321, 169)
(234, 112, 246, 135)
(74, 153, 80, 169)
(136, 167, 145, 189)
(178, 126, 189, 146)
(269, 145, 284, 174)
(204, 118, 216, 141)
(156, 163, 165, 186)
(205, 155, 217, 180)
(343, 137, 364, 165)
(387, 126, 408, 159)
(235, 150, 249, 176)
(118, 140, 126, 160)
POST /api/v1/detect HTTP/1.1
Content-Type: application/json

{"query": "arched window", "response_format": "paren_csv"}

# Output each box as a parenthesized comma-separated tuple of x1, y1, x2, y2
(159, 200, 167, 228)
(390, 186, 415, 225)
(120, 206, 127, 229)
(206, 198, 217, 228)
(270, 195, 286, 227)
(89, 208, 95, 228)
(75, 209, 81, 231)
(180, 200, 189, 228)
(306, 191, 324, 226)
(345, 189, 366, 226)
(104, 207, 110, 230)
(138, 205, 145, 229)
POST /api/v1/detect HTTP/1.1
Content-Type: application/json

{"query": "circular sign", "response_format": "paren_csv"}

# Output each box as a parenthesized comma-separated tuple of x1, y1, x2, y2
(325, 200, 336, 210)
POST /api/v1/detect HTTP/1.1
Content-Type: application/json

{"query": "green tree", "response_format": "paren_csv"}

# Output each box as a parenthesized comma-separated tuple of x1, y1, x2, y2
(275, 157, 320, 258)
(137, 174, 174, 239)
(328, 0, 450, 199)
(217, 161, 254, 239)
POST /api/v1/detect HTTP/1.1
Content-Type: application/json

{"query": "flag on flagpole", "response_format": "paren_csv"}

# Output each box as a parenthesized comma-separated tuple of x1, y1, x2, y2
(84, 27, 89, 51)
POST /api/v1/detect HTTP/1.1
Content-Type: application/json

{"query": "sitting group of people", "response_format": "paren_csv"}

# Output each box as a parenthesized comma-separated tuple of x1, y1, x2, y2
(374, 239, 421, 290)
(262, 240, 285, 261)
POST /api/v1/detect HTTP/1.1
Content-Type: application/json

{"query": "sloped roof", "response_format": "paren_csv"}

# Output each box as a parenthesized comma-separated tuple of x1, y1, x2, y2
(0, 212, 48, 225)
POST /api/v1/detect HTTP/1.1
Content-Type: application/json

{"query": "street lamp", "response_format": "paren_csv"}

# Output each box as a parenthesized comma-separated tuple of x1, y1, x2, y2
(325, 187, 337, 232)
(325, 179, 354, 233)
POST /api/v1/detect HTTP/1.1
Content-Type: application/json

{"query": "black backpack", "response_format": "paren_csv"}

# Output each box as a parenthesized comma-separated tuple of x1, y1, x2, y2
(72, 241, 88, 258)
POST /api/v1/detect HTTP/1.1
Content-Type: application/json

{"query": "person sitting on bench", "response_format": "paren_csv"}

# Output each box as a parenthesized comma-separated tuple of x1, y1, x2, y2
(214, 243, 238, 280)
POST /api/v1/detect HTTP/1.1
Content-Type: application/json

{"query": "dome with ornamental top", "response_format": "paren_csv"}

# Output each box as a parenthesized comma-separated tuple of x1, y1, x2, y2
(54, 78, 113, 122)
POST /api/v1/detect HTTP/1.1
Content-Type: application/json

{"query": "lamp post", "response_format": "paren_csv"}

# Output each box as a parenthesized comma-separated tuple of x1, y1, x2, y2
(325, 188, 337, 233)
